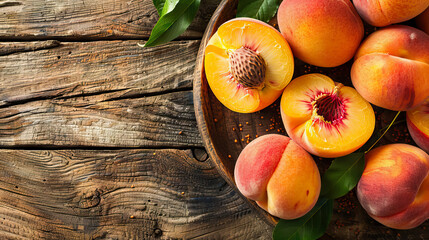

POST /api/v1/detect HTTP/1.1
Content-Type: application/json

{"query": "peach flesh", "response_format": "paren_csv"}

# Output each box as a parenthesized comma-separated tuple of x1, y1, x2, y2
(204, 17, 294, 113)
(357, 144, 429, 229)
(234, 134, 321, 220)
(280, 74, 375, 158)
(407, 97, 429, 153)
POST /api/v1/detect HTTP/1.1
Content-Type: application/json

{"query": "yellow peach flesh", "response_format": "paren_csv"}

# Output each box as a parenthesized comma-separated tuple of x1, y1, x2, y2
(407, 97, 429, 153)
(280, 74, 375, 158)
(204, 18, 294, 113)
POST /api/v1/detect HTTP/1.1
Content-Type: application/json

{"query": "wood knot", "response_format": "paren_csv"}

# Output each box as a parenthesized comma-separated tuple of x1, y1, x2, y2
(78, 189, 101, 209)
(153, 228, 162, 237)
(229, 47, 266, 89)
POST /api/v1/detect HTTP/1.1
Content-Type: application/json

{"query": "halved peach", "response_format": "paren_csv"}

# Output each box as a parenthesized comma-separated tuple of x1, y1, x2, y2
(204, 18, 294, 113)
(407, 97, 429, 153)
(280, 74, 375, 158)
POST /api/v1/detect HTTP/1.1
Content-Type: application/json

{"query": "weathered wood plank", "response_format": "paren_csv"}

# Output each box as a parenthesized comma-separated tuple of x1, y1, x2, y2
(0, 40, 199, 107)
(0, 0, 221, 40)
(0, 90, 202, 148)
(0, 149, 272, 239)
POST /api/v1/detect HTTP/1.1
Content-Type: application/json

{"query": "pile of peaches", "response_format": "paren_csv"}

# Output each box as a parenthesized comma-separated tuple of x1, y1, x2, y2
(203, 0, 429, 230)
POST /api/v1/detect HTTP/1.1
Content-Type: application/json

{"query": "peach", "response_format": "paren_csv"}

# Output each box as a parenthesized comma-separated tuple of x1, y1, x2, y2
(357, 144, 429, 229)
(407, 97, 429, 153)
(204, 18, 294, 113)
(416, 7, 429, 34)
(234, 134, 321, 220)
(351, 25, 429, 111)
(277, 0, 364, 67)
(280, 74, 375, 158)
(353, 0, 429, 27)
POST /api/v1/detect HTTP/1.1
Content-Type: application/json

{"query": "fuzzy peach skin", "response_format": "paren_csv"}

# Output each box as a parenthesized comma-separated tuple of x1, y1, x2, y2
(277, 0, 364, 67)
(416, 7, 429, 34)
(407, 97, 429, 153)
(280, 74, 375, 158)
(357, 144, 429, 229)
(234, 134, 321, 220)
(351, 25, 429, 111)
(353, 0, 429, 27)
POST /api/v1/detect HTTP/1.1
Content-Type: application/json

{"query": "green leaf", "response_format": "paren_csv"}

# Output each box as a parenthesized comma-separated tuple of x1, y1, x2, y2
(273, 198, 334, 240)
(320, 152, 365, 199)
(160, 0, 180, 16)
(236, 0, 280, 23)
(153, 0, 166, 15)
(143, 0, 200, 47)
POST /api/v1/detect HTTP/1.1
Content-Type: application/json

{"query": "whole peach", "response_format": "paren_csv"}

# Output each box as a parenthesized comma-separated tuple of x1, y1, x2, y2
(234, 134, 321, 220)
(277, 0, 364, 67)
(357, 144, 429, 229)
(351, 25, 429, 111)
(353, 0, 429, 27)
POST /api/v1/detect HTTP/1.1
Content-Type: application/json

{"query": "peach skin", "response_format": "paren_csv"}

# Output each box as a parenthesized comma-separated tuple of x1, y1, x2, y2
(234, 134, 321, 220)
(353, 0, 429, 27)
(277, 0, 364, 67)
(280, 74, 375, 158)
(351, 25, 429, 111)
(204, 18, 294, 113)
(407, 97, 429, 153)
(357, 144, 429, 229)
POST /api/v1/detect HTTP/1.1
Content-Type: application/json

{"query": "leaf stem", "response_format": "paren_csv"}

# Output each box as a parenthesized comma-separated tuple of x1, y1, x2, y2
(365, 111, 401, 154)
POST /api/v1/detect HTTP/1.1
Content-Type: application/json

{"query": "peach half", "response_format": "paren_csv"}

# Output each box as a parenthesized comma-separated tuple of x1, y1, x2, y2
(234, 134, 321, 220)
(280, 74, 375, 158)
(204, 18, 294, 113)
(351, 25, 429, 111)
(277, 0, 364, 67)
(407, 97, 429, 153)
(357, 144, 429, 229)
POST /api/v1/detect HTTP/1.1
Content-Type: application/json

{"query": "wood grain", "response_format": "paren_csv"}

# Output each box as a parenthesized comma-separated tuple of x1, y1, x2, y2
(0, 40, 199, 107)
(0, 90, 202, 148)
(0, 149, 272, 239)
(0, 0, 221, 40)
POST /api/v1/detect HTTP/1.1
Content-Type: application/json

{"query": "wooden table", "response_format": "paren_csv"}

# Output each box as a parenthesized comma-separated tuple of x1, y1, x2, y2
(0, 1, 427, 239)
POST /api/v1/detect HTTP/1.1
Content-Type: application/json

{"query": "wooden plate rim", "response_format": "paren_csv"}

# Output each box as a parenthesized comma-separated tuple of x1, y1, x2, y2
(192, 0, 277, 226)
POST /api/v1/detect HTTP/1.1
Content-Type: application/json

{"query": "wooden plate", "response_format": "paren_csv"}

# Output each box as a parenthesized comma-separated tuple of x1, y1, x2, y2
(193, 0, 281, 226)
(192, 0, 350, 226)
(192, 0, 407, 228)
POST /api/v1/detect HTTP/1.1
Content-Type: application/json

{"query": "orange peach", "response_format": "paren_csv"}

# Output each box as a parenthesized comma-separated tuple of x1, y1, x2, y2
(351, 25, 429, 111)
(357, 144, 429, 229)
(280, 74, 375, 158)
(416, 7, 429, 34)
(277, 0, 364, 67)
(353, 0, 429, 27)
(234, 134, 321, 220)
(204, 18, 294, 113)
(407, 97, 429, 153)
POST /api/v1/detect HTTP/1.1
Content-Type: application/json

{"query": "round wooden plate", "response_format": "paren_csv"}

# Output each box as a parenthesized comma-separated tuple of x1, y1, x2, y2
(193, 0, 411, 228)
(193, 0, 281, 226)
(192, 0, 350, 226)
